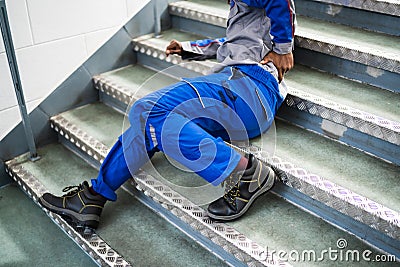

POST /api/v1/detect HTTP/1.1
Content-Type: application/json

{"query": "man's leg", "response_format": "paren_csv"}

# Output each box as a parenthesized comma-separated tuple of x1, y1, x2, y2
(126, 67, 280, 222)
(38, 66, 280, 227)
(37, 75, 242, 228)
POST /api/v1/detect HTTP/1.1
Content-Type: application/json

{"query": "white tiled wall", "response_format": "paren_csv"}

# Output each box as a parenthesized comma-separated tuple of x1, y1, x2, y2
(0, 0, 150, 140)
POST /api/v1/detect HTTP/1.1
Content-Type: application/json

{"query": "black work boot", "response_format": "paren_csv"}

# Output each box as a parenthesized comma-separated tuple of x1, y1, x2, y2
(38, 181, 107, 229)
(207, 155, 276, 221)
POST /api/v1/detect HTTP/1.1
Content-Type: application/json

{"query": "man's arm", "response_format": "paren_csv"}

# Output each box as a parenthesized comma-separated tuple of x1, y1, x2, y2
(265, 0, 295, 54)
(166, 38, 226, 60)
(261, 0, 296, 82)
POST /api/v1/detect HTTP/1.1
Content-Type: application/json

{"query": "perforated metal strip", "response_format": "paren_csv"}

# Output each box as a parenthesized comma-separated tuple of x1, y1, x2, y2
(130, 37, 400, 145)
(169, 1, 227, 27)
(294, 32, 400, 74)
(235, 144, 400, 240)
(169, 1, 400, 74)
(132, 34, 212, 76)
(4, 161, 131, 267)
(93, 75, 136, 106)
(50, 115, 288, 267)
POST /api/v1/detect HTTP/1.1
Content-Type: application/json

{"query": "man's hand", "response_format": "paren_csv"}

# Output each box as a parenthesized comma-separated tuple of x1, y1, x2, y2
(166, 40, 182, 57)
(260, 51, 294, 83)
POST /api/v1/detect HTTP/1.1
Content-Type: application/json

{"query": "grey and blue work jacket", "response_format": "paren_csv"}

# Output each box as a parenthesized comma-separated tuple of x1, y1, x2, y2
(181, 0, 296, 99)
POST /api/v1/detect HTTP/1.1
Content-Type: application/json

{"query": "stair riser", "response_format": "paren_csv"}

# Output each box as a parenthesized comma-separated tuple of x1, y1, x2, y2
(0, 161, 12, 187)
(279, 106, 400, 165)
(310, 0, 400, 16)
(134, 52, 400, 164)
(171, 15, 225, 37)
(100, 92, 129, 115)
(294, 48, 400, 93)
(296, 0, 400, 36)
(170, 15, 399, 93)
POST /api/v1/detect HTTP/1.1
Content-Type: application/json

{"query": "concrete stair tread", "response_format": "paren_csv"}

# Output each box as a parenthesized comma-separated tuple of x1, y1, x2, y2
(169, 1, 400, 73)
(93, 64, 177, 102)
(48, 105, 390, 266)
(0, 184, 96, 267)
(8, 143, 226, 267)
(285, 64, 400, 123)
(53, 103, 400, 238)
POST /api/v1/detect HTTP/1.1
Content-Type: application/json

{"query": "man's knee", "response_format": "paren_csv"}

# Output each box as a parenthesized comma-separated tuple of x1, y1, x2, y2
(129, 96, 155, 120)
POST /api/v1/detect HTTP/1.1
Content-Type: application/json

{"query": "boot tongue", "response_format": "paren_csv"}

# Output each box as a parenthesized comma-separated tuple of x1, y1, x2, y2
(82, 181, 90, 189)
(242, 154, 258, 180)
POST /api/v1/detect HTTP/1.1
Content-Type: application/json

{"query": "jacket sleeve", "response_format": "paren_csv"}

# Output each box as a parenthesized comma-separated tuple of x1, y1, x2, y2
(264, 0, 296, 54)
(180, 38, 226, 61)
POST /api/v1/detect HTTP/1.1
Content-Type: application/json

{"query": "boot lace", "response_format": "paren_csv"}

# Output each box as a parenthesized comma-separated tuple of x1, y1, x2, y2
(62, 184, 83, 197)
(222, 174, 241, 207)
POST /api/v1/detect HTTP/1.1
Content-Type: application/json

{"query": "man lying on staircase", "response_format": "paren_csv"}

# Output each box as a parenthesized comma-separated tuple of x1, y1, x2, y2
(39, 0, 295, 229)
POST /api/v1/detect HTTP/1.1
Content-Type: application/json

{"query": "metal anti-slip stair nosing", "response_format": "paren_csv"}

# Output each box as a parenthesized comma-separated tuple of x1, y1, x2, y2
(131, 39, 400, 145)
(284, 92, 400, 145)
(50, 115, 110, 165)
(294, 32, 399, 74)
(4, 161, 131, 267)
(235, 144, 400, 241)
(168, 1, 400, 74)
(132, 36, 212, 76)
(169, 2, 227, 27)
(312, 0, 400, 16)
(51, 114, 288, 267)
(93, 75, 134, 106)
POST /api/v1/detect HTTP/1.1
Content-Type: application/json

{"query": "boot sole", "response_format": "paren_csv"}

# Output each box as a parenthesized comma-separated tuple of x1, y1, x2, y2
(208, 168, 276, 221)
(38, 197, 100, 229)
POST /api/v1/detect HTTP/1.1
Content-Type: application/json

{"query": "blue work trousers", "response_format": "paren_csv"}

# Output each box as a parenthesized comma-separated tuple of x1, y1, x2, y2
(92, 65, 283, 201)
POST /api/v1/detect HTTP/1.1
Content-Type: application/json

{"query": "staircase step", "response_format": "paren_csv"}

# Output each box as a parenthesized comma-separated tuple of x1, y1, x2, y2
(295, 0, 400, 35)
(49, 102, 396, 265)
(130, 32, 400, 164)
(168, 0, 400, 92)
(5, 148, 131, 267)
(51, 102, 400, 259)
(93, 65, 178, 112)
(295, 15, 399, 75)
(285, 65, 400, 123)
(0, 184, 96, 266)
(5, 144, 229, 267)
